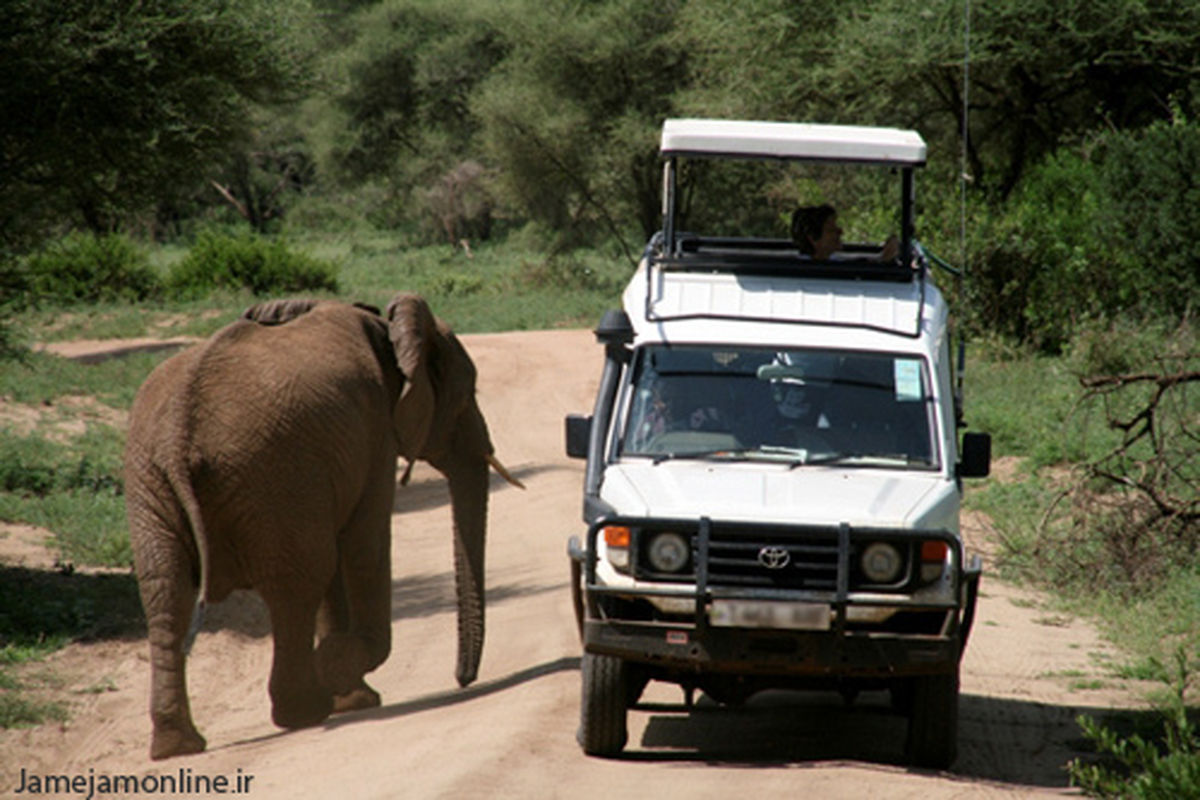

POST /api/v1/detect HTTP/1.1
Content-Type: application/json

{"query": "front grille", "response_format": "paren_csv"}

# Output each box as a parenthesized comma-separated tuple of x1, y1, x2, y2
(708, 530, 845, 590)
(633, 525, 915, 592)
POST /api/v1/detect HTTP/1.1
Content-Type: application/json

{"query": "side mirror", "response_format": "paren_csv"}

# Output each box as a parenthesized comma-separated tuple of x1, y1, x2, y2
(565, 414, 592, 460)
(958, 432, 991, 479)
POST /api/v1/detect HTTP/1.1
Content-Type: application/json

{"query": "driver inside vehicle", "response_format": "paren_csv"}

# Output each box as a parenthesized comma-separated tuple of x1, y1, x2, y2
(762, 379, 834, 451)
(773, 381, 831, 430)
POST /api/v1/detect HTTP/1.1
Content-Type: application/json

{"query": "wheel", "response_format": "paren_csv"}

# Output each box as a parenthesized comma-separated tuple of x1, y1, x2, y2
(577, 652, 629, 756)
(904, 668, 959, 769)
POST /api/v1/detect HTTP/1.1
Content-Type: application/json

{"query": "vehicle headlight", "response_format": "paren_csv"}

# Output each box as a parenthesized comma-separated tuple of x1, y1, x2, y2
(646, 532, 690, 573)
(860, 542, 903, 584)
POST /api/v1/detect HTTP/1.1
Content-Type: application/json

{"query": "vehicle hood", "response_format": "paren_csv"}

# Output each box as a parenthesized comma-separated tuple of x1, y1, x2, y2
(599, 460, 958, 530)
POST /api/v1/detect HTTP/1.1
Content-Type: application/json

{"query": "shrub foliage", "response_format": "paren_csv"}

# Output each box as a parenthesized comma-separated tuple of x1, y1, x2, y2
(167, 231, 339, 297)
(23, 234, 161, 306)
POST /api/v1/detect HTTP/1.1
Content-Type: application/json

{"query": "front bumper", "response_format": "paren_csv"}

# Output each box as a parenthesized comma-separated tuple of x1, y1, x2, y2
(568, 516, 982, 679)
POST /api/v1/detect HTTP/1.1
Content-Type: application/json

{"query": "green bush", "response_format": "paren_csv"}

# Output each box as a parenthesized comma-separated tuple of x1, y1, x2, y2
(965, 119, 1200, 350)
(1097, 119, 1200, 317)
(1069, 649, 1200, 798)
(22, 233, 161, 307)
(168, 231, 339, 297)
(963, 149, 1110, 349)
(1071, 712, 1200, 798)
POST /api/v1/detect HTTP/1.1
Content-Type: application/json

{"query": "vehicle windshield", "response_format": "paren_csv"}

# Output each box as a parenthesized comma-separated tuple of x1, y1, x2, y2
(620, 345, 938, 468)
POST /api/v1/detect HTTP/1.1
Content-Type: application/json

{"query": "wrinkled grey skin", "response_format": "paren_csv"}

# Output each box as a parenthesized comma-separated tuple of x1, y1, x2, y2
(124, 293, 505, 759)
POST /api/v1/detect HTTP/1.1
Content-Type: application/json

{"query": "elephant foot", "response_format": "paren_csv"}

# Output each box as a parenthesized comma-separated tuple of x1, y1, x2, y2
(332, 681, 381, 714)
(270, 688, 333, 730)
(150, 721, 206, 760)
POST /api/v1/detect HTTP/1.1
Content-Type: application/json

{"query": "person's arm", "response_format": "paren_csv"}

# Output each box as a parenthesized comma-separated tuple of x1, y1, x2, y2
(879, 235, 899, 261)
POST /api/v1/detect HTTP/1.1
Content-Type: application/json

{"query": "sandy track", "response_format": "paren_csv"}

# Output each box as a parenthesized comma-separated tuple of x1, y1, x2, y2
(0, 329, 1149, 798)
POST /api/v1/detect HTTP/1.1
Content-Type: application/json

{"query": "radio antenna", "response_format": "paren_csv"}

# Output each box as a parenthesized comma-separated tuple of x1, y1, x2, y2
(960, 0, 971, 269)
(955, 0, 971, 427)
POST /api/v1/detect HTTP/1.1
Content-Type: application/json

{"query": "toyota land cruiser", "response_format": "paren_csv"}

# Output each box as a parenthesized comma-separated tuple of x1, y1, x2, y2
(565, 119, 990, 768)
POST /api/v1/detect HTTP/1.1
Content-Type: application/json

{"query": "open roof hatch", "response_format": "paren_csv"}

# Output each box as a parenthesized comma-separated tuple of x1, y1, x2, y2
(647, 119, 932, 338)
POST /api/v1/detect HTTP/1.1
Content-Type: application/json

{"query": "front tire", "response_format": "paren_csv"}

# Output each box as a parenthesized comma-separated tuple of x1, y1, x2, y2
(578, 652, 629, 756)
(904, 667, 959, 769)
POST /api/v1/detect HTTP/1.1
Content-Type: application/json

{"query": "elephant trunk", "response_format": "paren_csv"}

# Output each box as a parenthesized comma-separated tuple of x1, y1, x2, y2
(444, 454, 489, 687)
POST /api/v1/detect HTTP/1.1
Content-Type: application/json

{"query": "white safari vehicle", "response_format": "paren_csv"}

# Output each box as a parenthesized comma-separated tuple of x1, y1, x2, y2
(565, 119, 991, 768)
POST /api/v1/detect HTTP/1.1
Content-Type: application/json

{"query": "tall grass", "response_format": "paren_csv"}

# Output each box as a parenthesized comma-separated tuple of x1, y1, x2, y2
(966, 319, 1200, 797)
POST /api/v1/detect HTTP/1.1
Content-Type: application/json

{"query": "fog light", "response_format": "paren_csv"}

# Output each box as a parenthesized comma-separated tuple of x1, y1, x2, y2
(647, 532, 690, 573)
(861, 542, 903, 583)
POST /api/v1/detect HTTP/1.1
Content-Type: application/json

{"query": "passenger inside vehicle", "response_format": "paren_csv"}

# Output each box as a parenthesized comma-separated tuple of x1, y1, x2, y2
(791, 204, 899, 262)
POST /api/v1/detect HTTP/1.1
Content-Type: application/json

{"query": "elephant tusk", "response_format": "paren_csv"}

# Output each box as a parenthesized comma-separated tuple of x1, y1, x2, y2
(487, 454, 525, 489)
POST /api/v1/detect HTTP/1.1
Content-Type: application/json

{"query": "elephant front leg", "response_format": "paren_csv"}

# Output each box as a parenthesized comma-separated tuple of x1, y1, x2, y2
(314, 585, 382, 713)
(140, 576, 207, 760)
(314, 621, 383, 713)
(314, 496, 392, 713)
(261, 583, 333, 729)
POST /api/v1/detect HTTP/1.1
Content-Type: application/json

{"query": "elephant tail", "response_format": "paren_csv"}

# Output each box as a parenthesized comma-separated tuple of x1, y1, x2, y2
(183, 597, 206, 656)
(166, 454, 211, 652)
(162, 372, 213, 642)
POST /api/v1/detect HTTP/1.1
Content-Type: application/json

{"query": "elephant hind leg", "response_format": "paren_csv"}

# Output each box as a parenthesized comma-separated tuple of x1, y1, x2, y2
(135, 547, 207, 759)
(146, 597, 207, 759)
(260, 582, 333, 729)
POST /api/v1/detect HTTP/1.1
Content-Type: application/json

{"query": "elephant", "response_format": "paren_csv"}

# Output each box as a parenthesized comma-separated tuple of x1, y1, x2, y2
(123, 293, 522, 760)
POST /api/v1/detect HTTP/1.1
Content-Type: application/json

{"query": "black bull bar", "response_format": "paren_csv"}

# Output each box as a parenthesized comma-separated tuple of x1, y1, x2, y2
(567, 516, 982, 677)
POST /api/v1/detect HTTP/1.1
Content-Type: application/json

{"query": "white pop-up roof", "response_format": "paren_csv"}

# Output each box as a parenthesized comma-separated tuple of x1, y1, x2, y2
(660, 119, 926, 166)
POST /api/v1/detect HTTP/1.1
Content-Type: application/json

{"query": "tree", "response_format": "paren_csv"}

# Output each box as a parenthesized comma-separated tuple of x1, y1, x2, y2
(314, 0, 506, 235)
(472, 0, 687, 254)
(824, 0, 1200, 199)
(0, 0, 318, 250)
(671, 0, 849, 122)
(207, 115, 316, 234)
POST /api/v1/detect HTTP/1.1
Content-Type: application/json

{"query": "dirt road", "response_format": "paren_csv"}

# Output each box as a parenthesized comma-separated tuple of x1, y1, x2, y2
(1, 329, 1147, 798)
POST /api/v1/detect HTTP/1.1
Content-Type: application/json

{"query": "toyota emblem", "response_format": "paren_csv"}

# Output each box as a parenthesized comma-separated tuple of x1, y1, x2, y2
(757, 545, 791, 569)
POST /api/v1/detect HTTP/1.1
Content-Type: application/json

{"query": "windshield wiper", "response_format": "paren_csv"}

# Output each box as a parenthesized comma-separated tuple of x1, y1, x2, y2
(647, 446, 923, 468)
(650, 448, 755, 465)
(796, 450, 915, 468)
(650, 445, 811, 466)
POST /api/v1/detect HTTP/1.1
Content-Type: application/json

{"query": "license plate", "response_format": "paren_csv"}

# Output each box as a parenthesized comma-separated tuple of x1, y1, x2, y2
(709, 600, 831, 630)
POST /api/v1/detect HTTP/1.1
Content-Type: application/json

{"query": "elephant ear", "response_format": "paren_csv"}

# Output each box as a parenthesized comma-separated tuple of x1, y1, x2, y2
(386, 293, 438, 459)
(241, 298, 323, 325)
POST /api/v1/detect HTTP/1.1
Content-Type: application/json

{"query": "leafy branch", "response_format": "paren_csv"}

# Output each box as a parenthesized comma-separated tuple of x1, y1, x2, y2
(1079, 367, 1200, 526)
